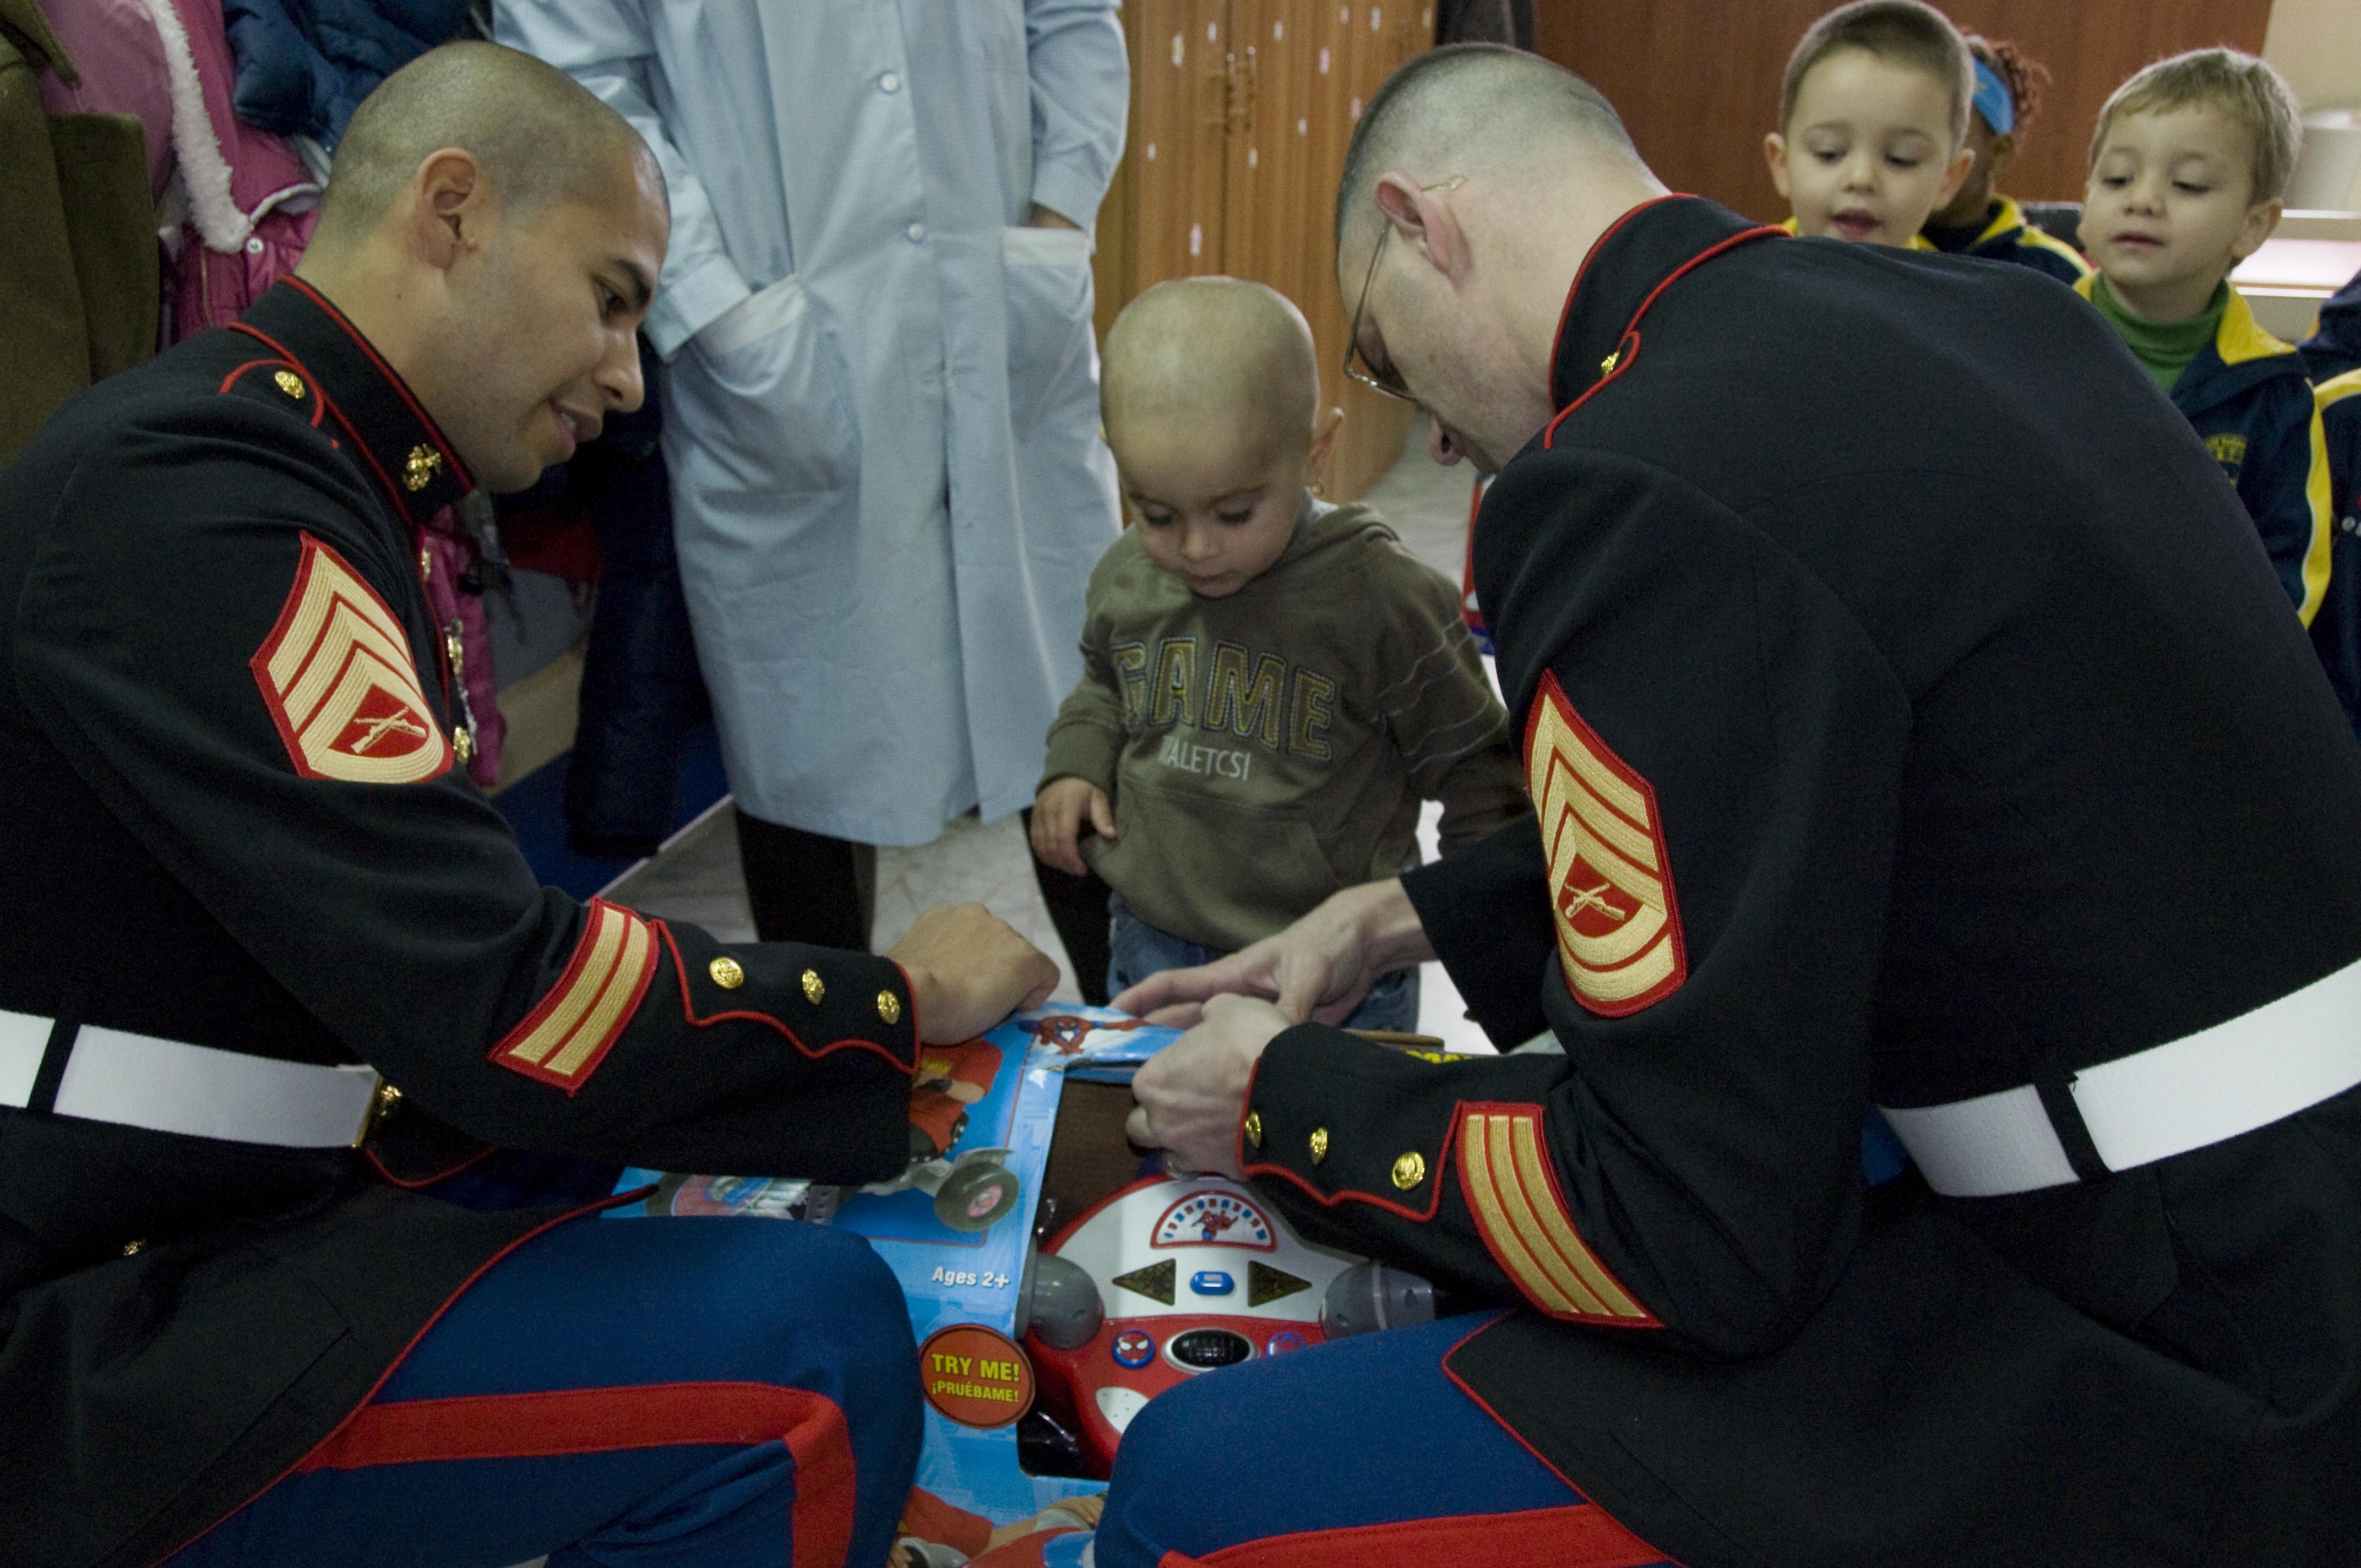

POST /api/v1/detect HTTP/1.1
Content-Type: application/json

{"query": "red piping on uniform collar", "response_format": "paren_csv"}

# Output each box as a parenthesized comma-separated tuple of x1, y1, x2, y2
(1542, 222, 1786, 449)
(280, 274, 474, 493)
(231, 317, 412, 514)
(1544, 192, 1691, 404)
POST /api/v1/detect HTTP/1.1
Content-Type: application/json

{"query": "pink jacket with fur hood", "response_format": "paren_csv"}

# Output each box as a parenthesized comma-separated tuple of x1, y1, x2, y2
(37, 0, 319, 341)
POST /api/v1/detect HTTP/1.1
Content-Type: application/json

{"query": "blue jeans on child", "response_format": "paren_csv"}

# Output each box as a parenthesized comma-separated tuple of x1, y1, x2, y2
(1106, 894, 1420, 1033)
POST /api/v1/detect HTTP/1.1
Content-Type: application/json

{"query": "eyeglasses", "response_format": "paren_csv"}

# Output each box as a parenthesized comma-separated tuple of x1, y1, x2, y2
(1341, 175, 1465, 403)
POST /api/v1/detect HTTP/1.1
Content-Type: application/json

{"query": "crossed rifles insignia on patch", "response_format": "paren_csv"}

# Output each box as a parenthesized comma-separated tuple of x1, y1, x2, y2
(251, 533, 452, 785)
(1524, 672, 1687, 1016)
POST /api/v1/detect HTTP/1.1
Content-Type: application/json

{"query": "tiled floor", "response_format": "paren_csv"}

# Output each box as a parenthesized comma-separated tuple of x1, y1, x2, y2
(608, 421, 1497, 1054)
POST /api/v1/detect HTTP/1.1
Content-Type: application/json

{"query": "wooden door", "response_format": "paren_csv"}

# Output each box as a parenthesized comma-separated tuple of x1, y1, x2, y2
(1322, 1, 1432, 500)
(1222, 0, 1319, 321)
(1131, 1, 1236, 286)
(1094, 0, 1433, 502)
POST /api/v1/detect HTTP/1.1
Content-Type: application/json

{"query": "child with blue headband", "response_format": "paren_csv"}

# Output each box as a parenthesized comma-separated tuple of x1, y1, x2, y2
(1921, 35, 2093, 284)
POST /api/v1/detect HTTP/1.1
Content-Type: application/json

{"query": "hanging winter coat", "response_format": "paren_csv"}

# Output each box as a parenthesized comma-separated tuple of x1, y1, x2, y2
(497, 0, 1128, 846)
(220, 0, 470, 149)
(1, 0, 155, 463)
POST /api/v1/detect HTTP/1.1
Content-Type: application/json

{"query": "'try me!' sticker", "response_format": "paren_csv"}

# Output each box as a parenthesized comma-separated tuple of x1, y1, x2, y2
(918, 1324, 1036, 1429)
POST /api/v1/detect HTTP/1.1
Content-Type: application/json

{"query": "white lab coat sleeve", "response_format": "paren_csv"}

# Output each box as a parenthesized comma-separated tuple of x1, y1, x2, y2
(1024, 0, 1129, 233)
(492, 0, 752, 357)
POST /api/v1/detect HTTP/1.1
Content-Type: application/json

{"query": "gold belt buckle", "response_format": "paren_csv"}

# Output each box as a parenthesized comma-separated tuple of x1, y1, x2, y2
(350, 1075, 403, 1149)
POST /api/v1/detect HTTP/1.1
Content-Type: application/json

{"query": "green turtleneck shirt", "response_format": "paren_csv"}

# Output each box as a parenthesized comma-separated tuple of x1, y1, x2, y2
(2088, 274, 2228, 394)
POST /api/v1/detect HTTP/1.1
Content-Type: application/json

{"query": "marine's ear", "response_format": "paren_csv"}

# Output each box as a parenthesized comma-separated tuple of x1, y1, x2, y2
(1372, 171, 1471, 284)
(407, 146, 493, 271)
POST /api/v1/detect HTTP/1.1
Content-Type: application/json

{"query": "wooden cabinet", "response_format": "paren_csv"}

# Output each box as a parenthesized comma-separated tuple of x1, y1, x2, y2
(1094, 2, 1437, 502)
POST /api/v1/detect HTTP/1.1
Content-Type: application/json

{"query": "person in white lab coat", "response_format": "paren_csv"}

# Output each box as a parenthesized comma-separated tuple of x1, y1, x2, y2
(496, 1, 1128, 955)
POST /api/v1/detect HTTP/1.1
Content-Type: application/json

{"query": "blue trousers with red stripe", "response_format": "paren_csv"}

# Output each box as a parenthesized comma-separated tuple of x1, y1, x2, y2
(164, 1216, 922, 1568)
(1085, 1312, 1673, 1568)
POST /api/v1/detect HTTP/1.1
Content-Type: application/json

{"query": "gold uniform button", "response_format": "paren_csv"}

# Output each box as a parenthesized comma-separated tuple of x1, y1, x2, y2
(709, 956, 746, 989)
(1391, 1151, 1427, 1190)
(1308, 1126, 1329, 1164)
(876, 989, 902, 1026)
(273, 369, 305, 399)
(801, 968, 825, 1005)
(403, 444, 444, 492)
(121, 1239, 145, 1257)
(453, 727, 474, 764)
(1244, 1110, 1263, 1149)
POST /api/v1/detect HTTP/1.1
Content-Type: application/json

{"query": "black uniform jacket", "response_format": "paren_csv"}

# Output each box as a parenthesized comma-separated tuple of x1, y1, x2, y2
(0, 281, 923, 1568)
(1238, 199, 2361, 1565)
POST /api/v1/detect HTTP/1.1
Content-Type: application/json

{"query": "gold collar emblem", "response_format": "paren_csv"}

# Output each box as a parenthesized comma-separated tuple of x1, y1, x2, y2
(402, 445, 444, 492)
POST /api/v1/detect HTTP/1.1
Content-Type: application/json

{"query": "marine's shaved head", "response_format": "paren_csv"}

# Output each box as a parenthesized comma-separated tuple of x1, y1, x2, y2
(310, 41, 658, 252)
(1102, 277, 1323, 450)
(1335, 44, 1642, 259)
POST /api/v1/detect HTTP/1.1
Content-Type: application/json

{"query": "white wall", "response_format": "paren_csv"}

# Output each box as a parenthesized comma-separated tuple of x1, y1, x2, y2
(2265, 0, 2361, 209)
(2264, 0, 2361, 115)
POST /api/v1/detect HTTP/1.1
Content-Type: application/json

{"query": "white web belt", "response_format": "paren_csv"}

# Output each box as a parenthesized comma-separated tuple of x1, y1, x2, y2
(1879, 954, 2361, 1197)
(0, 1009, 379, 1148)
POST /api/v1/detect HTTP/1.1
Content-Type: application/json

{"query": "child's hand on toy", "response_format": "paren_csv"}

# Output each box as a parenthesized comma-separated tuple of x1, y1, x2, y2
(1031, 776, 1116, 875)
(886, 903, 1060, 1043)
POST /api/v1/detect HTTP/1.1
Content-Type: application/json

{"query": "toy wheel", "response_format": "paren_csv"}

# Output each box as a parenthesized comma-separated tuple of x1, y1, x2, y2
(934, 1160, 1021, 1232)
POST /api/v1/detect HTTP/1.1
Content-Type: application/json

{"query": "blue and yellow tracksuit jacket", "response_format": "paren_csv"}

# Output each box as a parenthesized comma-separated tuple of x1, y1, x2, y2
(2301, 271, 2361, 383)
(1925, 194, 2091, 286)
(2310, 369, 2361, 737)
(2076, 275, 2335, 625)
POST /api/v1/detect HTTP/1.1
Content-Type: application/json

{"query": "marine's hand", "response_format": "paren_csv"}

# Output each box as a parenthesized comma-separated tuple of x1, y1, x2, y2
(1111, 879, 1434, 1026)
(1030, 776, 1115, 876)
(1125, 993, 1292, 1178)
(885, 903, 1060, 1043)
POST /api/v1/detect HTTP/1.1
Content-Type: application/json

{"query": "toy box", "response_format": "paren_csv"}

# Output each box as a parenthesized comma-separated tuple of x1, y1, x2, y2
(607, 1004, 1377, 1540)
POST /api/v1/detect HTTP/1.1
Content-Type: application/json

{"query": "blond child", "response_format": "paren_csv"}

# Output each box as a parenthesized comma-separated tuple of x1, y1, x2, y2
(1030, 278, 1528, 1028)
(2078, 48, 2333, 625)
(1920, 35, 2092, 284)
(1764, 0, 1974, 249)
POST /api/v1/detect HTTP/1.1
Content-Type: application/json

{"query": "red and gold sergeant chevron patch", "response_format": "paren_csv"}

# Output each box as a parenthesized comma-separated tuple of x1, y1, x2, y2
(1457, 1103, 1657, 1326)
(1525, 671, 1686, 1016)
(250, 533, 450, 785)
(491, 900, 659, 1093)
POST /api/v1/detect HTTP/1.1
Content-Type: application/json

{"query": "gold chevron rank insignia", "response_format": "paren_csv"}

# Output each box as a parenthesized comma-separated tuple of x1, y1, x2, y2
(1525, 671, 1687, 1016)
(251, 533, 450, 785)
(1457, 1103, 1657, 1326)
(490, 900, 659, 1092)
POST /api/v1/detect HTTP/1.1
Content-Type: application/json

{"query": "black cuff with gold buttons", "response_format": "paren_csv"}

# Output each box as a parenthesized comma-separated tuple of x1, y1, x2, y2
(681, 926, 920, 1075)
(1236, 1022, 1571, 1269)
(1239, 1023, 1467, 1213)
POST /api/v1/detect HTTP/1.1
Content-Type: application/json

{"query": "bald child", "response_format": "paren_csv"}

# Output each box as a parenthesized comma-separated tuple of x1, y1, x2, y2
(1031, 277, 1528, 1028)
